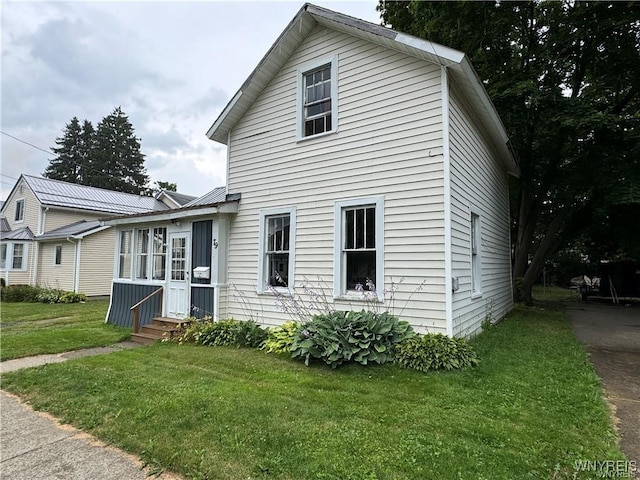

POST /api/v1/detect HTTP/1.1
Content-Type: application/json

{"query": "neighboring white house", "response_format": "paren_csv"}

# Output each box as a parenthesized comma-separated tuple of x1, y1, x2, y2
(0, 174, 191, 295)
(105, 4, 519, 337)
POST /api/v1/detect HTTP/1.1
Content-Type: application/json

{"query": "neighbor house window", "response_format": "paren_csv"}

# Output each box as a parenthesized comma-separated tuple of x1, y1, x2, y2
(471, 212, 482, 296)
(12, 243, 25, 270)
(297, 56, 337, 140)
(152, 227, 167, 280)
(136, 228, 150, 279)
(1, 244, 7, 269)
(118, 230, 132, 279)
(14, 199, 25, 222)
(54, 245, 62, 265)
(258, 207, 296, 292)
(334, 197, 384, 298)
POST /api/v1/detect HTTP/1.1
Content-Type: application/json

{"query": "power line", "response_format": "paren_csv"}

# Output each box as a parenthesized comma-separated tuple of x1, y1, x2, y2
(1, 131, 52, 156)
(0, 173, 19, 181)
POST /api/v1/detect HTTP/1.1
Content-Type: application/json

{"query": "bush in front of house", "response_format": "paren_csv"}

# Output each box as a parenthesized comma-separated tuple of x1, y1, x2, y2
(59, 292, 88, 303)
(394, 333, 480, 373)
(1, 284, 43, 302)
(35, 288, 65, 304)
(290, 310, 414, 368)
(262, 321, 300, 354)
(173, 318, 268, 348)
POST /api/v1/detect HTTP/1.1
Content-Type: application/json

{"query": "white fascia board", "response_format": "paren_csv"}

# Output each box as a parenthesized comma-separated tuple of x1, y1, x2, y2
(206, 90, 243, 143)
(395, 33, 465, 66)
(103, 204, 239, 226)
(74, 225, 111, 239)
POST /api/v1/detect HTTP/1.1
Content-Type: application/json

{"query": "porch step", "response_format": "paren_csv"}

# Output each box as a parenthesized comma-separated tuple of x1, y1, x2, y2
(130, 317, 190, 344)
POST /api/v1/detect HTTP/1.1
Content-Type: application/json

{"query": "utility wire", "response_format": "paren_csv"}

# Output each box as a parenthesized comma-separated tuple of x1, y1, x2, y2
(1, 131, 52, 156)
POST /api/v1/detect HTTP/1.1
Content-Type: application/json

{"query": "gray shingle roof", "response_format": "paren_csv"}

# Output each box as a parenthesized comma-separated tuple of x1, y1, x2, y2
(1, 226, 35, 241)
(23, 175, 169, 215)
(162, 191, 198, 207)
(184, 187, 227, 207)
(37, 220, 104, 240)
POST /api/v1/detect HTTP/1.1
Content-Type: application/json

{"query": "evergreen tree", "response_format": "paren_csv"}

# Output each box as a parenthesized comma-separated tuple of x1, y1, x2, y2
(87, 107, 149, 194)
(44, 117, 92, 183)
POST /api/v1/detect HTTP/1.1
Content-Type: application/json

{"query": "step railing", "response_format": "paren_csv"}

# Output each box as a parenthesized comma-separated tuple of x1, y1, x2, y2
(130, 287, 163, 333)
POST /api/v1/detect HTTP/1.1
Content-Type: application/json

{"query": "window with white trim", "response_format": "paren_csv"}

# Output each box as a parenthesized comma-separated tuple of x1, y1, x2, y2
(118, 230, 132, 279)
(54, 245, 62, 265)
(1, 244, 7, 269)
(136, 228, 150, 279)
(471, 212, 482, 296)
(14, 199, 25, 222)
(334, 197, 384, 297)
(297, 57, 337, 140)
(258, 207, 296, 292)
(12, 243, 25, 270)
(152, 228, 167, 280)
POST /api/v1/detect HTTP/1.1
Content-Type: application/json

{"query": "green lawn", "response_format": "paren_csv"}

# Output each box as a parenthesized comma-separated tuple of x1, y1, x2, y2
(532, 284, 578, 302)
(0, 304, 623, 479)
(0, 300, 130, 360)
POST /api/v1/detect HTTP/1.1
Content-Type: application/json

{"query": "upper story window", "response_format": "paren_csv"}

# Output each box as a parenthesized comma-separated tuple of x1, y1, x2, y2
(297, 56, 338, 140)
(14, 199, 25, 223)
(258, 206, 296, 293)
(334, 196, 384, 299)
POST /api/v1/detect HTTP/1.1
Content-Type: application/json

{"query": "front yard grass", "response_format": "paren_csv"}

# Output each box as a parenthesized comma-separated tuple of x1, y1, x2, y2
(0, 303, 624, 479)
(0, 300, 130, 360)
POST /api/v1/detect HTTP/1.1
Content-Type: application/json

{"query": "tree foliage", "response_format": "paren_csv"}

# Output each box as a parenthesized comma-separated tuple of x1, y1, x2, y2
(45, 107, 150, 195)
(378, 0, 640, 302)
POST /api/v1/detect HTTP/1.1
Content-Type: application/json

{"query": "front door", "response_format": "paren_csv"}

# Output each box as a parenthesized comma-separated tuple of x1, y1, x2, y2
(167, 232, 191, 318)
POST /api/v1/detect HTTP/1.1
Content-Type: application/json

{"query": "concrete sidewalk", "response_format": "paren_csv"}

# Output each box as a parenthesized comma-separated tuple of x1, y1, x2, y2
(566, 301, 640, 472)
(0, 343, 183, 479)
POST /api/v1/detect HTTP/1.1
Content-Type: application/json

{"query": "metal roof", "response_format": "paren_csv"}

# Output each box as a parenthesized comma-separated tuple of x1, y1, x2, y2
(36, 220, 105, 240)
(184, 187, 227, 207)
(0, 217, 10, 233)
(22, 175, 169, 215)
(206, 3, 518, 176)
(1, 226, 35, 241)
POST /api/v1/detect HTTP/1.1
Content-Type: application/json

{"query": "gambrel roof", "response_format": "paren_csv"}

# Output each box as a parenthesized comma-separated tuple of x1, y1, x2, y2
(1, 175, 169, 216)
(207, 3, 518, 176)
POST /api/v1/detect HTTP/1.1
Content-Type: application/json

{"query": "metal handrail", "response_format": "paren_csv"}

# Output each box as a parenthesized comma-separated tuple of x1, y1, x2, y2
(130, 287, 163, 333)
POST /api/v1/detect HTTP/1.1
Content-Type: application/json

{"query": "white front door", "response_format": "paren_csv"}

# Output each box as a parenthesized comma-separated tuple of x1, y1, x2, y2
(167, 232, 190, 318)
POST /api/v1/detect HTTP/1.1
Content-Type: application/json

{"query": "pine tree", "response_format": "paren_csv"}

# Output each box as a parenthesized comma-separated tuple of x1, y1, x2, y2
(44, 117, 91, 183)
(87, 107, 149, 194)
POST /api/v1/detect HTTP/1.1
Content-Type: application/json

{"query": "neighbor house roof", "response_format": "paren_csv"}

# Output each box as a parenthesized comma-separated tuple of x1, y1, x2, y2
(206, 3, 518, 176)
(36, 220, 107, 241)
(183, 186, 227, 207)
(156, 190, 198, 208)
(1, 226, 35, 241)
(2, 175, 169, 216)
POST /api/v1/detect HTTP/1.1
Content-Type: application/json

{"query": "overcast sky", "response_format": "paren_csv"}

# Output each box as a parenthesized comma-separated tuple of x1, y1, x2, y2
(0, 0, 381, 200)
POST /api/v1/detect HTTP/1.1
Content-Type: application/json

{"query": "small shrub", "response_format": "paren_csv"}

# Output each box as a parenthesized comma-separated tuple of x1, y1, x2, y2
(291, 310, 414, 368)
(59, 292, 88, 303)
(394, 334, 479, 373)
(173, 318, 267, 348)
(1, 284, 43, 302)
(36, 288, 65, 304)
(262, 321, 300, 354)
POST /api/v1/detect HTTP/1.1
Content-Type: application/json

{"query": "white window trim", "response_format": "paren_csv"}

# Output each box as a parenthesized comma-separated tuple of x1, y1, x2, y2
(8, 242, 28, 271)
(54, 244, 62, 266)
(470, 211, 483, 299)
(0, 243, 6, 270)
(334, 196, 384, 301)
(116, 229, 134, 281)
(296, 55, 338, 142)
(14, 198, 25, 223)
(257, 206, 296, 294)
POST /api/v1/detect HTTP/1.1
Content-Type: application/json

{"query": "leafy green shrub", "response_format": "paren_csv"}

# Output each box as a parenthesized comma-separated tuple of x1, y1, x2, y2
(394, 334, 480, 373)
(36, 288, 65, 304)
(262, 321, 300, 354)
(291, 310, 414, 368)
(173, 318, 267, 348)
(60, 292, 88, 303)
(1, 284, 43, 302)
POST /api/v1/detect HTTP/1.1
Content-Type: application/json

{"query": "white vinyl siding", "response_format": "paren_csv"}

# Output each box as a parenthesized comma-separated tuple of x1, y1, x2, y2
(225, 25, 447, 332)
(37, 242, 74, 291)
(4, 180, 39, 232)
(78, 229, 116, 296)
(448, 80, 513, 337)
(44, 210, 103, 232)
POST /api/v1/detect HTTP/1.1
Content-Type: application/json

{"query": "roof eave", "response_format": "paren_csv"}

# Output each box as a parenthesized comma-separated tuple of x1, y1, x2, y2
(103, 201, 239, 226)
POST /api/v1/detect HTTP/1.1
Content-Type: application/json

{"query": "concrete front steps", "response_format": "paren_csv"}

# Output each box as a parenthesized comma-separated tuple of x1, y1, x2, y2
(131, 317, 189, 345)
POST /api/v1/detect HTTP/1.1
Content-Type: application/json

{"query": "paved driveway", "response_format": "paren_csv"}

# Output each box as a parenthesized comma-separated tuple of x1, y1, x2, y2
(566, 301, 640, 469)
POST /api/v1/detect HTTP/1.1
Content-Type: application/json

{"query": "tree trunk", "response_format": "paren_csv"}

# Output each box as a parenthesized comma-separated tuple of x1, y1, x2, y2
(512, 187, 537, 300)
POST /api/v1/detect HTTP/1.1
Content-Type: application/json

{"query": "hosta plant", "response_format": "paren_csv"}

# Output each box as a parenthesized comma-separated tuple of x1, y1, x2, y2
(394, 333, 480, 373)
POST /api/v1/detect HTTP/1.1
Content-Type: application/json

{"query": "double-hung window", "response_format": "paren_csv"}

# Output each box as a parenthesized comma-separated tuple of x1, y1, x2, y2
(118, 230, 133, 279)
(0, 244, 6, 269)
(14, 199, 24, 222)
(136, 229, 150, 279)
(334, 196, 384, 298)
(297, 56, 337, 140)
(470, 212, 482, 297)
(54, 245, 62, 265)
(12, 243, 25, 270)
(152, 228, 167, 280)
(258, 207, 296, 292)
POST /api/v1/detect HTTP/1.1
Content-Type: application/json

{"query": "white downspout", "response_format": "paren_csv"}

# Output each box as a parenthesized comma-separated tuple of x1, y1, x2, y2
(441, 65, 454, 337)
(67, 237, 80, 293)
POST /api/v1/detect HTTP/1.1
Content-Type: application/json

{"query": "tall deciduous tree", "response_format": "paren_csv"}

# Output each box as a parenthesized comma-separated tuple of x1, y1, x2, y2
(44, 117, 94, 184)
(87, 107, 149, 194)
(378, 0, 640, 303)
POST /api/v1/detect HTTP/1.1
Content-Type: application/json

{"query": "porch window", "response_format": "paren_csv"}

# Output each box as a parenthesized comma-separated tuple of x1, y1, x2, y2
(334, 196, 384, 298)
(118, 230, 132, 279)
(258, 206, 296, 292)
(135, 229, 150, 279)
(14, 199, 24, 222)
(12, 243, 25, 270)
(152, 228, 167, 280)
(55, 245, 62, 265)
